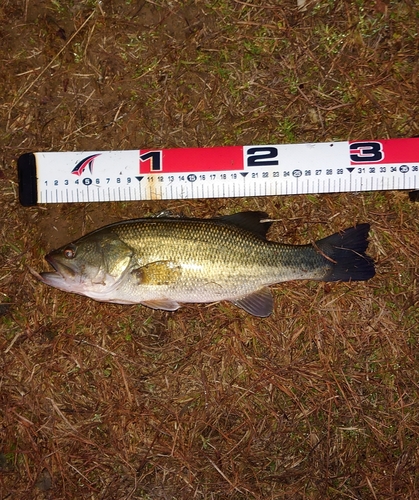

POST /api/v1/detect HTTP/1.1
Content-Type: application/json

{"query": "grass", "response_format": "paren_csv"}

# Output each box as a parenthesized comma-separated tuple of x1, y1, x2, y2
(1, 0, 419, 498)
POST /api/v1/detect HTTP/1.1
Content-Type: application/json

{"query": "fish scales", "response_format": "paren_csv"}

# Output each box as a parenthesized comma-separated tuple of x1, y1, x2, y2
(36, 211, 375, 317)
(111, 219, 325, 293)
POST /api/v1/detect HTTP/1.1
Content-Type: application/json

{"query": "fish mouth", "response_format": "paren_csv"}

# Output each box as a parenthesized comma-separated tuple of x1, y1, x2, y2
(44, 253, 76, 278)
(29, 254, 76, 290)
(29, 253, 86, 294)
(29, 266, 65, 286)
(30, 254, 77, 286)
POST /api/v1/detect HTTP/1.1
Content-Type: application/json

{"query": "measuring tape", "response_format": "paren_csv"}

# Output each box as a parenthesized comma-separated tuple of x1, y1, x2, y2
(17, 138, 419, 206)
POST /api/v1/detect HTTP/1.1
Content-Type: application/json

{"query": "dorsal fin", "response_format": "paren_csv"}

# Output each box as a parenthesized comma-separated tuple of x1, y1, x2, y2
(220, 211, 272, 239)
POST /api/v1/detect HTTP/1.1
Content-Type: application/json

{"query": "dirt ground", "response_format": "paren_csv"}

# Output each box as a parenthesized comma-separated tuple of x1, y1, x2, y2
(1, 0, 419, 498)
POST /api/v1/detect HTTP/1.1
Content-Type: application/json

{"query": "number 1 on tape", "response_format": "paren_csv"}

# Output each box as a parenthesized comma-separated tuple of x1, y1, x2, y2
(17, 138, 419, 206)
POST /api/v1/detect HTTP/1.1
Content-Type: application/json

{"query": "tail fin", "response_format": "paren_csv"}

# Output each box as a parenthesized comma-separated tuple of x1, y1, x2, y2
(316, 224, 375, 282)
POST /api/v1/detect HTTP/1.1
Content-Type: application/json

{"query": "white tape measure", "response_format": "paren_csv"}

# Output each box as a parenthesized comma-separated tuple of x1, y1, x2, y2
(17, 138, 419, 206)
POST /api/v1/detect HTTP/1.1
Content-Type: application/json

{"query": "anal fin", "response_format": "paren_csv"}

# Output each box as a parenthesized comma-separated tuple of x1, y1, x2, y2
(141, 299, 181, 312)
(231, 287, 273, 317)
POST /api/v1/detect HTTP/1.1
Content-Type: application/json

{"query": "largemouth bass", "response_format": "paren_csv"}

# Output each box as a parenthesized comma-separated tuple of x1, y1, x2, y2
(36, 211, 375, 317)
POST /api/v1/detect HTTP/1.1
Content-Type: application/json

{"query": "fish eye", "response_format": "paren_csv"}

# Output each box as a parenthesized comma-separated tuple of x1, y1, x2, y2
(63, 245, 77, 259)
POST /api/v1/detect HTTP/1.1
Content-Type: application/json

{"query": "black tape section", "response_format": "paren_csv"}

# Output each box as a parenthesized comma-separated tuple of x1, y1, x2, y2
(18, 153, 38, 206)
(408, 190, 419, 202)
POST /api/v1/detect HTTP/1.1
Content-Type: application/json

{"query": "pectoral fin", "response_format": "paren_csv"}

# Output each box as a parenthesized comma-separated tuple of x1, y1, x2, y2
(141, 299, 181, 311)
(231, 287, 274, 317)
(132, 261, 181, 286)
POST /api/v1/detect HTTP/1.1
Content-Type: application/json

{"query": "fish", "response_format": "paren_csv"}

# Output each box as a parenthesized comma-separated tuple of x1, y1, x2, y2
(35, 211, 375, 317)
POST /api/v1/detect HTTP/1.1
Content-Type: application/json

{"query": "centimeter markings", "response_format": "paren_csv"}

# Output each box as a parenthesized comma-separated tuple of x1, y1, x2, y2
(17, 138, 419, 206)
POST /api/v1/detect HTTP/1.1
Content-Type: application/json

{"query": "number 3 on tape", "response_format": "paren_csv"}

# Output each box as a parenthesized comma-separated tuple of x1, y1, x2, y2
(350, 142, 384, 163)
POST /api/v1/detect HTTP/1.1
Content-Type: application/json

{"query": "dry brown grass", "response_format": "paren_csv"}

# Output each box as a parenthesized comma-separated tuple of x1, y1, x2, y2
(1, 0, 419, 498)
